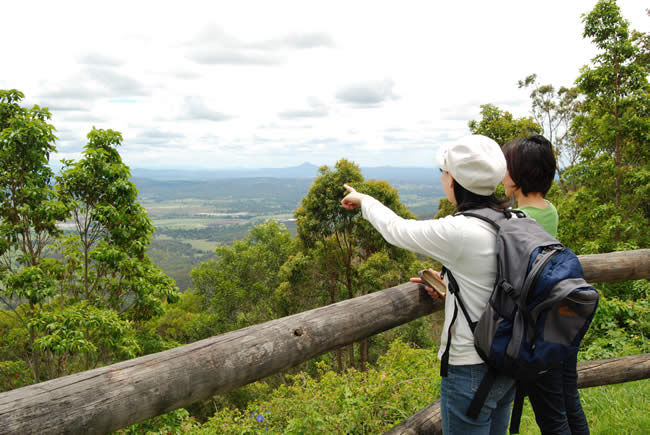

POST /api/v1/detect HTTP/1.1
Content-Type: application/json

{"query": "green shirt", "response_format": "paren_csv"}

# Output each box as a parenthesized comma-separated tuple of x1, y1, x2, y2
(519, 201, 559, 237)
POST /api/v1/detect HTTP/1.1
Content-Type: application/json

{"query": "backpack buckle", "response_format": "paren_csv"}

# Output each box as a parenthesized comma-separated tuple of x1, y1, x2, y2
(500, 280, 514, 295)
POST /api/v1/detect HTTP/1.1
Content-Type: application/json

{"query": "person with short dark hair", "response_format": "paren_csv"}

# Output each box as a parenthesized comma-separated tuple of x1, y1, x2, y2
(502, 134, 589, 435)
(502, 134, 558, 236)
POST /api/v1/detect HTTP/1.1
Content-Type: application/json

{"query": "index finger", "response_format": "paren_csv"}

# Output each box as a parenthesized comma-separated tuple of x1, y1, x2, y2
(343, 183, 356, 193)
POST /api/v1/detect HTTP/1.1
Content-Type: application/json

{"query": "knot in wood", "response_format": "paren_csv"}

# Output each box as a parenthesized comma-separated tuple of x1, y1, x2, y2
(293, 328, 304, 337)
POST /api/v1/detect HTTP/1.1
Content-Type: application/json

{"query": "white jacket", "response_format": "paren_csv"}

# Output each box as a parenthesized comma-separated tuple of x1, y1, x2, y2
(361, 196, 498, 365)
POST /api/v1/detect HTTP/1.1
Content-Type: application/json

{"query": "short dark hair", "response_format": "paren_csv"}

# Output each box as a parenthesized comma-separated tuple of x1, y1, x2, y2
(453, 180, 508, 212)
(502, 135, 556, 196)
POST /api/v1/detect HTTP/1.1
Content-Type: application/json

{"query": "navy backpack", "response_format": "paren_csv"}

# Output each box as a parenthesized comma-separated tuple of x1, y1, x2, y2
(439, 208, 599, 433)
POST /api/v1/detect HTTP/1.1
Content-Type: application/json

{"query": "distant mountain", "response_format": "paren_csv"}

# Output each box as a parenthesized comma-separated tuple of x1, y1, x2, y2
(131, 163, 439, 185)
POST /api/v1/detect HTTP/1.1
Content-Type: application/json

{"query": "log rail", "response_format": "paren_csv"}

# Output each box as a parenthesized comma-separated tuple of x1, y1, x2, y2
(0, 249, 648, 434)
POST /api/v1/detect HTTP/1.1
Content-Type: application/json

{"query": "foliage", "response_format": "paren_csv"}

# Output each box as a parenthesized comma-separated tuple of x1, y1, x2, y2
(190, 340, 440, 434)
(468, 104, 541, 146)
(115, 408, 197, 435)
(292, 160, 417, 370)
(33, 301, 140, 375)
(559, 0, 650, 253)
(518, 74, 581, 180)
(0, 90, 179, 387)
(0, 359, 33, 391)
(554, 186, 649, 254)
(580, 293, 650, 360)
(145, 290, 219, 345)
(56, 128, 179, 320)
(191, 220, 299, 334)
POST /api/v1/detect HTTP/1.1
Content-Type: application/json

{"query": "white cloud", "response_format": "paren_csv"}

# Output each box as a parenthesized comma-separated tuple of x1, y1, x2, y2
(188, 50, 284, 66)
(185, 26, 333, 66)
(78, 53, 125, 67)
(336, 79, 398, 107)
(133, 129, 185, 146)
(1, 0, 647, 169)
(279, 97, 329, 119)
(181, 97, 234, 122)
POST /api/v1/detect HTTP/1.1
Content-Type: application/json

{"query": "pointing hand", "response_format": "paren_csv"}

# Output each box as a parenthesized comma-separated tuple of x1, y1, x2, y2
(341, 183, 364, 210)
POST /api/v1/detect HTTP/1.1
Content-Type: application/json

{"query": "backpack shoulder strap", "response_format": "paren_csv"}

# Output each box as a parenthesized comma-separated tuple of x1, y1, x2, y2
(509, 382, 527, 434)
(442, 267, 477, 332)
(466, 367, 498, 419)
(456, 211, 501, 230)
(457, 207, 525, 227)
(439, 298, 458, 378)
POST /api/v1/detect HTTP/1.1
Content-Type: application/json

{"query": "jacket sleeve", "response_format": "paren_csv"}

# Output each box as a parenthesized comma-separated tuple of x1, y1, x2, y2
(361, 196, 464, 265)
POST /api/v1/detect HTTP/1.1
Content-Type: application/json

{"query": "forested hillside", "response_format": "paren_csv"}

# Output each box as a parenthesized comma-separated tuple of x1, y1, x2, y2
(0, 1, 648, 433)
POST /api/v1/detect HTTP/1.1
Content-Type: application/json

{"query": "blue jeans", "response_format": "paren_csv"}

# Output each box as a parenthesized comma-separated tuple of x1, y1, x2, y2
(528, 351, 590, 435)
(441, 363, 516, 435)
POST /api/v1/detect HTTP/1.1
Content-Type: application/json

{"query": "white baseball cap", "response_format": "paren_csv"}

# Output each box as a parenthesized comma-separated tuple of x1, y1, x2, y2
(436, 135, 506, 196)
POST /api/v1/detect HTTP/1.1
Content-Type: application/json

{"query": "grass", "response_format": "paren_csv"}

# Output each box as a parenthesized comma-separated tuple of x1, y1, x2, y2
(186, 239, 220, 253)
(517, 378, 650, 434)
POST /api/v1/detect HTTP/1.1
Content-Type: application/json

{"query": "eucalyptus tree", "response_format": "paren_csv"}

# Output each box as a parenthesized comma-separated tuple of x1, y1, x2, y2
(0, 89, 66, 287)
(0, 92, 178, 386)
(191, 219, 298, 334)
(293, 160, 417, 370)
(56, 128, 178, 321)
(518, 74, 581, 182)
(467, 104, 541, 146)
(0, 89, 68, 383)
(295, 159, 364, 311)
(559, 0, 649, 253)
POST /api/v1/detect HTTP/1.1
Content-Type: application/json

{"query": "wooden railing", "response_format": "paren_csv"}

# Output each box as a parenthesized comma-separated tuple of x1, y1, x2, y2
(0, 249, 648, 434)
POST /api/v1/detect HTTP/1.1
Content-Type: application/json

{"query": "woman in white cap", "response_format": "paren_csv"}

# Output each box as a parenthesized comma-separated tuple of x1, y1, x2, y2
(342, 135, 514, 434)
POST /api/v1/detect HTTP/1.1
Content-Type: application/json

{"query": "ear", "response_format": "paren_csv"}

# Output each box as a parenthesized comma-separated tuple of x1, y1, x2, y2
(447, 173, 455, 190)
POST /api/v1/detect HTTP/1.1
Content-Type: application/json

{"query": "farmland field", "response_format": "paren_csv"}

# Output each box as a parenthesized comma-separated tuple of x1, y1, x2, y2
(135, 173, 443, 290)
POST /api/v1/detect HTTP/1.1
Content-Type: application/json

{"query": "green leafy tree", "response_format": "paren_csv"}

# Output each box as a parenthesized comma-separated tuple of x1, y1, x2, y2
(0, 90, 66, 270)
(0, 89, 68, 382)
(293, 160, 417, 370)
(56, 128, 179, 321)
(468, 104, 541, 146)
(293, 160, 364, 370)
(191, 220, 298, 334)
(28, 301, 140, 378)
(518, 74, 581, 182)
(559, 0, 649, 253)
(1, 92, 178, 386)
(295, 159, 363, 306)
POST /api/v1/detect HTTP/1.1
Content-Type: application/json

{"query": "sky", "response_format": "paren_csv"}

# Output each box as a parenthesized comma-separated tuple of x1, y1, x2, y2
(2, 0, 648, 170)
